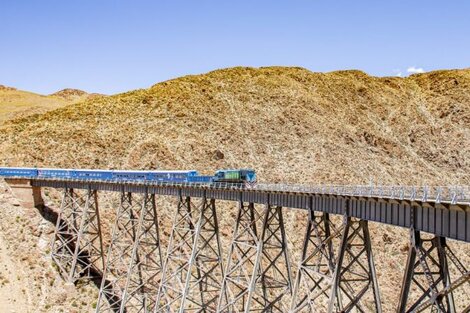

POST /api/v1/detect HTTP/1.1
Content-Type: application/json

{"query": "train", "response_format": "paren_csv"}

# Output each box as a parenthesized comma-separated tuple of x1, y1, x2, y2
(0, 167, 257, 187)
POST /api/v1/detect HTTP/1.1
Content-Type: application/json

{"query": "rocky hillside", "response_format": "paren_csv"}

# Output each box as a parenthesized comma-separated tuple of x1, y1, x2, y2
(0, 67, 469, 312)
(0, 85, 100, 124)
(0, 67, 469, 185)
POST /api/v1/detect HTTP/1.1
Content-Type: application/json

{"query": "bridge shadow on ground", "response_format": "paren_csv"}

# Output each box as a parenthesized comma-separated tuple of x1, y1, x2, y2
(36, 204, 122, 312)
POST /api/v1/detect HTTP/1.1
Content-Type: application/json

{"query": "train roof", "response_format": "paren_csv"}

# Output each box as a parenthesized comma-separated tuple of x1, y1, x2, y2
(73, 169, 114, 172)
(112, 170, 198, 173)
(38, 168, 75, 171)
(34, 168, 198, 173)
(0, 167, 37, 170)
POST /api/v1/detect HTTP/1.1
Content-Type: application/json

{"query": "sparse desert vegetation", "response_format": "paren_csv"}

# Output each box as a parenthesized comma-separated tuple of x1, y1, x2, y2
(0, 67, 469, 312)
(1, 67, 469, 184)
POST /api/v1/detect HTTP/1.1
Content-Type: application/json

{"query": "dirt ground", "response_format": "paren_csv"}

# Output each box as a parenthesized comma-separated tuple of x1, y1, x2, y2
(0, 233, 30, 312)
(0, 180, 97, 313)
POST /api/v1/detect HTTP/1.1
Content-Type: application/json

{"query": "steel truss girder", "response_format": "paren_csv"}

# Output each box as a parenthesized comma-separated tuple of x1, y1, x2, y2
(218, 201, 293, 312)
(96, 190, 163, 313)
(51, 187, 104, 283)
(398, 230, 470, 313)
(327, 216, 382, 313)
(290, 211, 343, 312)
(155, 192, 224, 313)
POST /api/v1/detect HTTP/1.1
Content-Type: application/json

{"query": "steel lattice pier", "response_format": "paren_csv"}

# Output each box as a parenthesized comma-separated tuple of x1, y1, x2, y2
(7, 179, 469, 312)
(217, 201, 292, 312)
(51, 187, 104, 283)
(156, 191, 224, 313)
(96, 190, 163, 312)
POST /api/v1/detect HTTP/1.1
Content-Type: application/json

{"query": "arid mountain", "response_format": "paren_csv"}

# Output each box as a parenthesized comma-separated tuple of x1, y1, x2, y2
(0, 67, 469, 312)
(0, 67, 469, 185)
(0, 85, 17, 91)
(50, 88, 88, 98)
(50, 88, 104, 102)
(0, 85, 101, 123)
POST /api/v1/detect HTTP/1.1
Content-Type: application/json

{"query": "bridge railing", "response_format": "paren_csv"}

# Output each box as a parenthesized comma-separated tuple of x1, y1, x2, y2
(256, 184, 470, 205)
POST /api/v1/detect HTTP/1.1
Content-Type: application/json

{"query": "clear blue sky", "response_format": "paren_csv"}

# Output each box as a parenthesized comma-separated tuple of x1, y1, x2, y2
(1, 1, 469, 95)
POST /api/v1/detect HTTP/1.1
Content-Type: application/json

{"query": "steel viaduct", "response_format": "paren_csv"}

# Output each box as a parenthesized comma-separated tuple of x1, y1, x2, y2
(3, 178, 470, 313)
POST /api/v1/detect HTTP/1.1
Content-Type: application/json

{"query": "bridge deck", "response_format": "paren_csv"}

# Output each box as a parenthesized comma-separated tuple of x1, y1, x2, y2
(29, 178, 470, 243)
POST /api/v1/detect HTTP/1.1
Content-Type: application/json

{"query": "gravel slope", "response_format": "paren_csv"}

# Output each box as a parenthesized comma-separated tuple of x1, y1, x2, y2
(0, 67, 469, 311)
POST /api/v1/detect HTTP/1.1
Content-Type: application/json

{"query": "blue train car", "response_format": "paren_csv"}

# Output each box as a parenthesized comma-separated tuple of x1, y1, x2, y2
(0, 167, 38, 178)
(110, 170, 199, 182)
(147, 170, 199, 183)
(38, 168, 74, 179)
(187, 175, 214, 183)
(74, 169, 113, 180)
(112, 170, 153, 181)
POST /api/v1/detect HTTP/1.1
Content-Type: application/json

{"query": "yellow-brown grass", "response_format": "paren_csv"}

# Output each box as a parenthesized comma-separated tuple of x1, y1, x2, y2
(0, 67, 469, 311)
(0, 86, 101, 124)
(1, 67, 469, 185)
